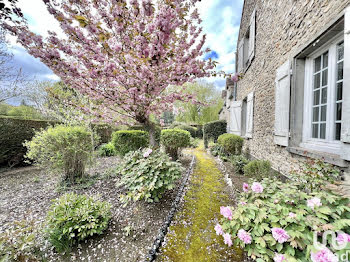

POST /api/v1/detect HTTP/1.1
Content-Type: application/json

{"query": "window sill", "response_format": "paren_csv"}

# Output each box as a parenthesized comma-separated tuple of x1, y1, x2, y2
(287, 146, 349, 167)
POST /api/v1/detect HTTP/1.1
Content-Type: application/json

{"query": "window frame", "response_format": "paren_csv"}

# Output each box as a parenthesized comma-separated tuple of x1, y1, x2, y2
(301, 33, 344, 154)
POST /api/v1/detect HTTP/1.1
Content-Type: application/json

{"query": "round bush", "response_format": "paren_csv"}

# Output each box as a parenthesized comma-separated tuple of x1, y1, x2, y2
(243, 159, 271, 179)
(46, 193, 111, 252)
(97, 142, 115, 157)
(24, 125, 97, 183)
(160, 129, 191, 159)
(128, 124, 161, 145)
(175, 125, 198, 138)
(116, 148, 183, 204)
(217, 133, 244, 155)
(203, 120, 227, 148)
(112, 130, 149, 156)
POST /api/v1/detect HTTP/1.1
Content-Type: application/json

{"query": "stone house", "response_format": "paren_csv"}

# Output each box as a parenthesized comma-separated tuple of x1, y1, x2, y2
(221, 0, 350, 195)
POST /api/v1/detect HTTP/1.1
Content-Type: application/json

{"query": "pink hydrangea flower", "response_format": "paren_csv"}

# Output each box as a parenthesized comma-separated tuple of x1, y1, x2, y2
(243, 183, 249, 192)
(271, 228, 290, 244)
(237, 229, 252, 244)
(220, 206, 232, 220)
(311, 247, 339, 262)
(274, 253, 287, 262)
(214, 224, 224, 236)
(223, 233, 233, 247)
(143, 148, 153, 158)
(288, 212, 296, 218)
(307, 197, 322, 210)
(336, 233, 350, 245)
(251, 182, 264, 193)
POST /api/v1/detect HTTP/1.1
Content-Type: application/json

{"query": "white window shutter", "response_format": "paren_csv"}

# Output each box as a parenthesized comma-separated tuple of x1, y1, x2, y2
(341, 7, 350, 160)
(248, 10, 256, 63)
(237, 39, 244, 73)
(246, 92, 254, 138)
(274, 60, 291, 146)
(230, 101, 242, 136)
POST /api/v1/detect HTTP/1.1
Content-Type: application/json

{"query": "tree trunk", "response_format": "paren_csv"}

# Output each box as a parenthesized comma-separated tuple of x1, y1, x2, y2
(144, 119, 159, 148)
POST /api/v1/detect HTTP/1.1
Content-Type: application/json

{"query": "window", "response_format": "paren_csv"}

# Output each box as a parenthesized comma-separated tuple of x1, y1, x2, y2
(301, 34, 344, 154)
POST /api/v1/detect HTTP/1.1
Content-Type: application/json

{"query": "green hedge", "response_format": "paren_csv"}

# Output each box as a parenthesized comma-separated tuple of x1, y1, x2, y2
(217, 133, 244, 155)
(128, 124, 161, 144)
(203, 120, 227, 148)
(0, 117, 117, 167)
(0, 117, 54, 167)
(175, 125, 197, 138)
(112, 130, 149, 156)
(160, 129, 191, 159)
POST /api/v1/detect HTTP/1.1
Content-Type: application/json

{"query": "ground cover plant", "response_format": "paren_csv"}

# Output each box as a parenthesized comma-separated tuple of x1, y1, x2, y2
(116, 148, 183, 205)
(46, 193, 111, 253)
(24, 125, 97, 184)
(215, 161, 350, 261)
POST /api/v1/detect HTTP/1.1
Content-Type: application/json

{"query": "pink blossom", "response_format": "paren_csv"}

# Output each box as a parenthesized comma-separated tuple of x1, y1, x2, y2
(220, 206, 232, 220)
(336, 233, 350, 245)
(311, 247, 339, 262)
(223, 233, 233, 247)
(237, 229, 252, 244)
(243, 183, 249, 192)
(288, 212, 296, 218)
(232, 74, 239, 83)
(214, 224, 224, 236)
(307, 197, 322, 210)
(239, 201, 247, 206)
(251, 182, 264, 193)
(274, 199, 279, 204)
(274, 253, 287, 262)
(271, 228, 290, 244)
(143, 148, 153, 158)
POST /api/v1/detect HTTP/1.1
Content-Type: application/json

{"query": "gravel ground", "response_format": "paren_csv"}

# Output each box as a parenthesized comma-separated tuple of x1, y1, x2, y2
(0, 154, 192, 262)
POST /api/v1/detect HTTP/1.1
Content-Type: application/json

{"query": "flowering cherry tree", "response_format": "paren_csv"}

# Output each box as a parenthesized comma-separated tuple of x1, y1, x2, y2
(5, 0, 227, 146)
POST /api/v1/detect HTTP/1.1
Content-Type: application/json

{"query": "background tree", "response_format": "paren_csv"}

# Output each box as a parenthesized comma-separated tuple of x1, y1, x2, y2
(174, 82, 223, 124)
(4, 0, 233, 146)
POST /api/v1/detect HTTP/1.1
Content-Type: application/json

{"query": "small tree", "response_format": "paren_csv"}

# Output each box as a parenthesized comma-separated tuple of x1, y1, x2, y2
(5, 0, 236, 146)
(25, 125, 98, 183)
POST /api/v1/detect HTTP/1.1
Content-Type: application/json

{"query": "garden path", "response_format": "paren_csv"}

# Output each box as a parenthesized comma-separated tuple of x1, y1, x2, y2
(158, 146, 243, 261)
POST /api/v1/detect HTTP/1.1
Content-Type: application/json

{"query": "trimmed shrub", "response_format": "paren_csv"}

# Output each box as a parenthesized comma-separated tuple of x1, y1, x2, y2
(97, 142, 115, 157)
(217, 133, 244, 155)
(203, 120, 227, 148)
(25, 125, 97, 183)
(46, 193, 111, 252)
(112, 130, 149, 156)
(93, 124, 119, 144)
(175, 125, 198, 138)
(0, 116, 55, 167)
(117, 148, 183, 205)
(161, 129, 191, 160)
(229, 155, 250, 174)
(128, 124, 161, 144)
(243, 159, 271, 179)
(0, 220, 41, 261)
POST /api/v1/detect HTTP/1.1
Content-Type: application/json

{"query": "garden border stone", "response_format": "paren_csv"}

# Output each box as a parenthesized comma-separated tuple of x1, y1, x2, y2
(144, 154, 195, 262)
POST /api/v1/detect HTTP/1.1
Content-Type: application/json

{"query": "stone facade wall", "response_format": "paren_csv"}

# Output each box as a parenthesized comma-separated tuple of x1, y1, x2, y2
(228, 0, 350, 196)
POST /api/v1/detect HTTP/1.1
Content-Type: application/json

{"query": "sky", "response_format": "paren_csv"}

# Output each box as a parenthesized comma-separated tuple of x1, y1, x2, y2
(6, 0, 243, 95)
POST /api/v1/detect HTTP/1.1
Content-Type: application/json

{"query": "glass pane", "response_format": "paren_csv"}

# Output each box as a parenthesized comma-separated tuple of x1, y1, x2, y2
(336, 103, 342, 121)
(321, 88, 327, 104)
(321, 105, 327, 121)
(312, 124, 319, 138)
(338, 42, 344, 60)
(323, 52, 328, 68)
(337, 82, 343, 101)
(322, 69, 328, 86)
(337, 61, 343, 81)
(313, 107, 319, 122)
(313, 90, 320, 105)
(320, 123, 326, 139)
(335, 123, 341, 140)
(314, 73, 320, 89)
(315, 56, 321, 72)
